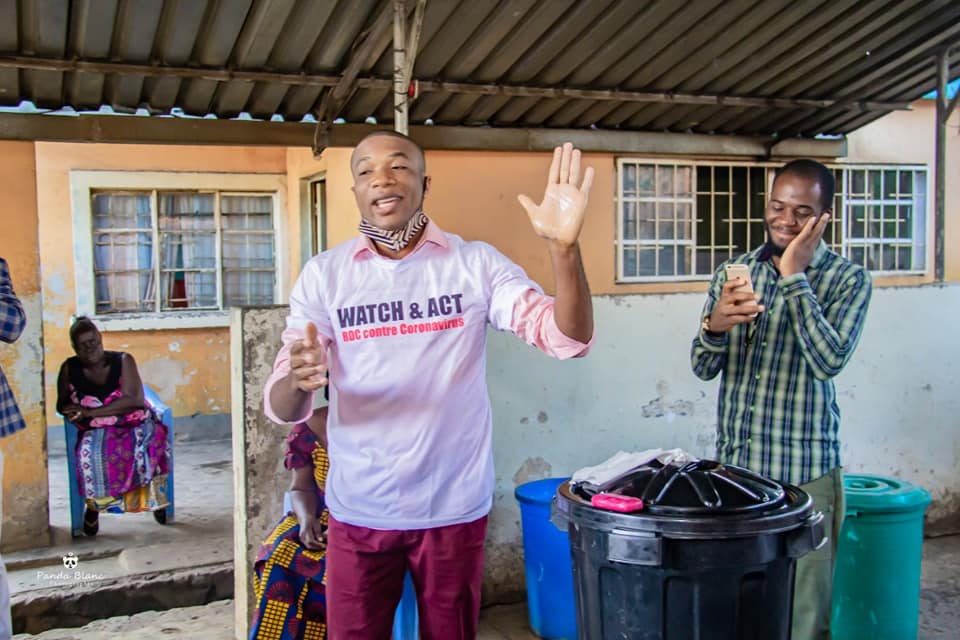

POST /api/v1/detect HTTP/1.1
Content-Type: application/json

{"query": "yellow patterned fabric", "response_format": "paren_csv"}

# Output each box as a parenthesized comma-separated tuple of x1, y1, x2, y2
(250, 423, 328, 640)
(312, 445, 329, 492)
(87, 473, 169, 513)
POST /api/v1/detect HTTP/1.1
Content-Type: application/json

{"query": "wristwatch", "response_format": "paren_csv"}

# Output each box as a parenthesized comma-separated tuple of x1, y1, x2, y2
(701, 314, 724, 338)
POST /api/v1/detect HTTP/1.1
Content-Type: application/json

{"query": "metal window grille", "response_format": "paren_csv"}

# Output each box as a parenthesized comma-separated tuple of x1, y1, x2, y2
(618, 161, 695, 278)
(221, 194, 276, 307)
(616, 159, 928, 282)
(839, 167, 927, 274)
(91, 189, 277, 313)
(91, 191, 155, 313)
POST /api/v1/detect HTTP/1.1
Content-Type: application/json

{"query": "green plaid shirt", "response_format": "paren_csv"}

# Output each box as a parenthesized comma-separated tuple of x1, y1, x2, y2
(691, 242, 872, 486)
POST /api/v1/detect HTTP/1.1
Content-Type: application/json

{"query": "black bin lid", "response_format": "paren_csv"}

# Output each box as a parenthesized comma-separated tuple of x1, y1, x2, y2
(584, 459, 785, 516)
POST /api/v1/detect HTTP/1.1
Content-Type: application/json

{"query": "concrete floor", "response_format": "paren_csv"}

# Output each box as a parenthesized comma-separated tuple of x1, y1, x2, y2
(7, 440, 235, 636)
(9, 440, 233, 593)
(10, 599, 547, 639)
(7, 438, 960, 639)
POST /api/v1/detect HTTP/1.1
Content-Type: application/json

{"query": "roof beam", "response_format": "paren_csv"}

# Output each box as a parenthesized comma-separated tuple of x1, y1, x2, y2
(775, 15, 960, 135)
(935, 47, 954, 283)
(392, 0, 426, 135)
(402, 0, 426, 83)
(946, 88, 960, 122)
(312, 1, 395, 153)
(316, 2, 394, 120)
(793, 54, 960, 136)
(800, 54, 950, 134)
(0, 54, 912, 114)
(411, 80, 908, 112)
(392, 0, 408, 134)
(0, 54, 343, 87)
(0, 112, 847, 158)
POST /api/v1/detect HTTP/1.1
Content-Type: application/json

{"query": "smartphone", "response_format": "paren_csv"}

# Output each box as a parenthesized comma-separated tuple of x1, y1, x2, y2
(724, 263, 754, 293)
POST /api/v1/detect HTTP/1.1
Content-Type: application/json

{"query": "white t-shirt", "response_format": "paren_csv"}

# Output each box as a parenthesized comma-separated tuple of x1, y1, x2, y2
(264, 222, 589, 530)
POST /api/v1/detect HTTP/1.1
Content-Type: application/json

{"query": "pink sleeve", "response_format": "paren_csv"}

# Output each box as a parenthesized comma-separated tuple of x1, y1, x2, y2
(510, 289, 593, 360)
(263, 326, 330, 425)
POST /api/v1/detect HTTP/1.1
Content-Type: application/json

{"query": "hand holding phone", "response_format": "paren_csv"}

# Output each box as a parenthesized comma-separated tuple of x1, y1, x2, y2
(704, 263, 765, 334)
(723, 263, 754, 292)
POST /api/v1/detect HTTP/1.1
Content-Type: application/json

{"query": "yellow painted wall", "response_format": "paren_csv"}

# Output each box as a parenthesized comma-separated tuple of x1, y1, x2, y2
(846, 100, 960, 282)
(36, 143, 287, 425)
(308, 102, 958, 295)
(285, 148, 326, 271)
(316, 147, 650, 296)
(0, 141, 49, 550)
(322, 148, 359, 249)
(313, 148, 723, 296)
(424, 150, 614, 295)
(422, 149, 707, 296)
(1, 104, 947, 553)
(26, 101, 959, 431)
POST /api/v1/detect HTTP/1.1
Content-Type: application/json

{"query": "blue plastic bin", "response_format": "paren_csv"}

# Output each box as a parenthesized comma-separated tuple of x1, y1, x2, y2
(391, 571, 418, 640)
(515, 477, 578, 639)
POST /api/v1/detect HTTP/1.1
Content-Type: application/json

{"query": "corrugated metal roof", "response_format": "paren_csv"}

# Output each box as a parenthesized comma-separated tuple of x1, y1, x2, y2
(0, 0, 958, 138)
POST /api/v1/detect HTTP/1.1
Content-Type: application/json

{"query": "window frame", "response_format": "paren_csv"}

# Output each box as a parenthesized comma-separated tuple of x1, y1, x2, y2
(836, 164, 929, 277)
(615, 158, 930, 283)
(71, 170, 288, 331)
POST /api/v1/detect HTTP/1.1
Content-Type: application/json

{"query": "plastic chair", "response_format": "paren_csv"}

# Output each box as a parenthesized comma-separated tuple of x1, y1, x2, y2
(282, 491, 419, 639)
(62, 385, 176, 537)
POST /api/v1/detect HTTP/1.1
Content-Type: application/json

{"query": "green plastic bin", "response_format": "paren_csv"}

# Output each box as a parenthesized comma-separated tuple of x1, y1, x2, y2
(831, 474, 931, 640)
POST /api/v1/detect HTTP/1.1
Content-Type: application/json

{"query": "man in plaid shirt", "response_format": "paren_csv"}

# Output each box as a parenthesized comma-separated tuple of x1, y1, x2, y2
(1, 258, 26, 437)
(0, 256, 26, 640)
(691, 160, 872, 640)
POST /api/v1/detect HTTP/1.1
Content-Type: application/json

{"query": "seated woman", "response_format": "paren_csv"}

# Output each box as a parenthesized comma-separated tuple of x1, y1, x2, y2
(250, 407, 329, 640)
(56, 316, 170, 536)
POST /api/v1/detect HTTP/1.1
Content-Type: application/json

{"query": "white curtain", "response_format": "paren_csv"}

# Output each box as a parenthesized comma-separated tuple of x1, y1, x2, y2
(221, 195, 274, 307)
(159, 192, 216, 309)
(92, 193, 152, 313)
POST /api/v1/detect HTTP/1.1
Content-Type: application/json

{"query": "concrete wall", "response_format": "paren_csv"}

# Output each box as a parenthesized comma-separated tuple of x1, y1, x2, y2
(1, 98, 952, 561)
(323, 146, 700, 297)
(487, 287, 960, 594)
(238, 282, 960, 602)
(845, 100, 960, 281)
(0, 141, 49, 551)
(310, 102, 960, 297)
(232, 101, 960, 603)
(35, 143, 287, 434)
(24, 98, 959, 432)
(321, 148, 360, 248)
(230, 306, 290, 640)
(284, 148, 326, 274)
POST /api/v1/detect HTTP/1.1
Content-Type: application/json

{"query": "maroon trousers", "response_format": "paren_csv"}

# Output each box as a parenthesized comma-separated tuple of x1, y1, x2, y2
(325, 514, 488, 640)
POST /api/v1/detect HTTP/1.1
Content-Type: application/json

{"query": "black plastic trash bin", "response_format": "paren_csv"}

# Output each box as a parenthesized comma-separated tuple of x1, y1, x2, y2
(553, 459, 825, 640)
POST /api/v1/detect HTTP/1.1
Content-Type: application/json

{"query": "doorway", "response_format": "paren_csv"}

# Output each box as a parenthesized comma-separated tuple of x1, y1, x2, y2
(300, 174, 327, 265)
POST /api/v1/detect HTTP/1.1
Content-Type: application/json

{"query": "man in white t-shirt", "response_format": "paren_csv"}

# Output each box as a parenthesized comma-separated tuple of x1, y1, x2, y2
(264, 131, 594, 639)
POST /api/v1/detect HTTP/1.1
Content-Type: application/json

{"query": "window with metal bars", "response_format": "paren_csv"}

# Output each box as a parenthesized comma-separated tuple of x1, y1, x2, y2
(843, 167, 927, 272)
(91, 189, 277, 314)
(616, 159, 927, 282)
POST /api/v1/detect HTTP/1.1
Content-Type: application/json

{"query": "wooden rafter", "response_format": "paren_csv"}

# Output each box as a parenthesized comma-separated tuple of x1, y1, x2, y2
(0, 55, 912, 116)
(311, 1, 395, 154)
(393, 0, 427, 135)
(934, 47, 956, 282)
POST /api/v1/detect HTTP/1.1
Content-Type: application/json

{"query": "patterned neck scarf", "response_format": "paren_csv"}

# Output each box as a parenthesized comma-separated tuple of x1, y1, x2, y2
(358, 210, 429, 253)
